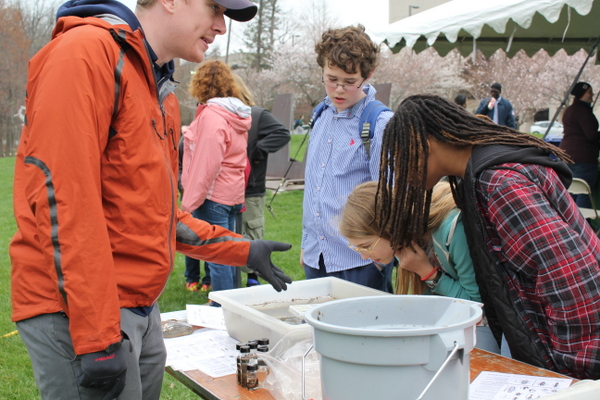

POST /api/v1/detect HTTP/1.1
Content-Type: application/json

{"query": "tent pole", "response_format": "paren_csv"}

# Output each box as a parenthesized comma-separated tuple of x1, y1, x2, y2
(266, 127, 311, 219)
(543, 35, 600, 139)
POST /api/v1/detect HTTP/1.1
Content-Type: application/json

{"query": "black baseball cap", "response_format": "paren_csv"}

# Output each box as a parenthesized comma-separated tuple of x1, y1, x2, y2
(215, 0, 257, 22)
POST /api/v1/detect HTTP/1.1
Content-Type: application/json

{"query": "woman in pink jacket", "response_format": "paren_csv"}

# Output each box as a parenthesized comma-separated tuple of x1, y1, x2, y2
(181, 61, 251, 298)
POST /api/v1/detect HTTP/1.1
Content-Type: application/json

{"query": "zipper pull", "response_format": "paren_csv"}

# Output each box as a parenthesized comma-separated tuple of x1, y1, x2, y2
(152, 119, 164, 140)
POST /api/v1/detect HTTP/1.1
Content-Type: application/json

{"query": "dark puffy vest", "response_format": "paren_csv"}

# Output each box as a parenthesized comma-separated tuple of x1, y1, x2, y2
(455, 144, 571, 369)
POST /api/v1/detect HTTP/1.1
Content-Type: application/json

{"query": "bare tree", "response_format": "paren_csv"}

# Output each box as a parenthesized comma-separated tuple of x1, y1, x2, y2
(243, 0, 285, 71)
(240, 0, 348, 115)
(14, 0, 58, 57)
(294, 0, 341, 46)
(0, 0, 31, 156)
(0, 0, 58, 157)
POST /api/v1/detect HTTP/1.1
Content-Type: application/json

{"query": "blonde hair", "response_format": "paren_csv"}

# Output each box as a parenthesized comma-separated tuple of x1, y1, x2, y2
(339, 182, 382, 240)
(189, 60, 243, 104)
(428, 181, 457, 233)
(232, 73, 256, 106)
(340, 181, 457, 294)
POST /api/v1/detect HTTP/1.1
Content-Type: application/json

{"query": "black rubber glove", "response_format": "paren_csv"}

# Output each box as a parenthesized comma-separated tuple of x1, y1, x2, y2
(247, 240, 293, 292)
(76, 340, 127, 400)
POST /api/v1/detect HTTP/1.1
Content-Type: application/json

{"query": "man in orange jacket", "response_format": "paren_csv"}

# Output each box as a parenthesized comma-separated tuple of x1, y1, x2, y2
(9, 1, 291, 399)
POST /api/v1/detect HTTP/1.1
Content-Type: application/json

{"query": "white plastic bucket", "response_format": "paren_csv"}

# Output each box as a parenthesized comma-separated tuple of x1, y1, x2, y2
(305, 295, 482, 400)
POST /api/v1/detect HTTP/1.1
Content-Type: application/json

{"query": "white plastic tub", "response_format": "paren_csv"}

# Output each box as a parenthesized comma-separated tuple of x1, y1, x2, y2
(209, 277, 387, 345)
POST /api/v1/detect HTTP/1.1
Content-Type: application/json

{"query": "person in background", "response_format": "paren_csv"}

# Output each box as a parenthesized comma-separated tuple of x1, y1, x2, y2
(301, 24, 395, 292)
(340, 181, 500, 353)
(9, 1, 292, 399)
(233, 73, 291, 286)
(294, 115, 304, 129)
(181, 60, 251, 298)
(560, 81, 600, 208)
(377, 94, 600, 380)
(454, 94, 467, 108)
(476, 82, 516, 128)
(293, 115, 305, 134)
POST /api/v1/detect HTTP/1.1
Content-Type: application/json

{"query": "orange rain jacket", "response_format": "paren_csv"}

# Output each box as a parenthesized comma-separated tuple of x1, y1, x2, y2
(10, 15, 250, 355)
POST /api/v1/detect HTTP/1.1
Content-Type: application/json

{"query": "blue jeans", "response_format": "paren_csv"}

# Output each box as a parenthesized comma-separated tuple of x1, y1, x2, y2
(304, 254, 395, 293)
(569, 163, 598, 208)
(184, 208, 211, 285)
(184, 200, 242, 291)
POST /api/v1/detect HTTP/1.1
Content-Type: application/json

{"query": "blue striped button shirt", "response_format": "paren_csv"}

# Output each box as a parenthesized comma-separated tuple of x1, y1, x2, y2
(301, 84, 393, 272)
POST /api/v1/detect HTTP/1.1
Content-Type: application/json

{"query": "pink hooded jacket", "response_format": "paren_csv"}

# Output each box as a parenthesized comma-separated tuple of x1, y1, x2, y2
(181, 98, 251, 212)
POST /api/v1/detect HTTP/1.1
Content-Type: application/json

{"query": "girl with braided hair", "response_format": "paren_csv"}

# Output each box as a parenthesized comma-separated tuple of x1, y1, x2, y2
(377, 94, 600, 380)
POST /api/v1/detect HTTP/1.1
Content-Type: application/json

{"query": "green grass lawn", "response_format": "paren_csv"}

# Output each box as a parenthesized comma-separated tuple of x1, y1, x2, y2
(0, 156, 304, 399)
(289, 133, 308, 162)
(529, 132, 544, 139)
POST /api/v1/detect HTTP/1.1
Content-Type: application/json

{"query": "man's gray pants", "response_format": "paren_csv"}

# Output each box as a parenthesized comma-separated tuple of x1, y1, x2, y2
(17, 305, 166, 400)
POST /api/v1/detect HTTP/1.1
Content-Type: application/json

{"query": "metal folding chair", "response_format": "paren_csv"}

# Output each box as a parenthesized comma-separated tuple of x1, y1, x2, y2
(567, 178, 600, 234)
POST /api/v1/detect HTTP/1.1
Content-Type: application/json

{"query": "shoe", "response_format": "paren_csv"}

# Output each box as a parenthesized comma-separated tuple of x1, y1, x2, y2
(185, 282, 199, 292)
(200, 283, 212, 292)
(246, 278, 260, 287)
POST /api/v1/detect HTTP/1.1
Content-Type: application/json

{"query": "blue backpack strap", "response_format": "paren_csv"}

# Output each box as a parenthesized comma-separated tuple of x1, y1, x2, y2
(309, 100, 391, 160)
(359, 100, 391, 160)
(309, 101, 326, 129)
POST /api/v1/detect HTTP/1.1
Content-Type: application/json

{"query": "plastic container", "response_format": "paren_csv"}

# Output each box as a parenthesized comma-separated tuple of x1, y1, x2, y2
(305, 295, 482, 400)
(209, 277, 387, 345)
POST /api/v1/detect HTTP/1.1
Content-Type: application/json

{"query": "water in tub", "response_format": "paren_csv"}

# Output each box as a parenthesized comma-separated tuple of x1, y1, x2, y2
(250, 296, 337, 325)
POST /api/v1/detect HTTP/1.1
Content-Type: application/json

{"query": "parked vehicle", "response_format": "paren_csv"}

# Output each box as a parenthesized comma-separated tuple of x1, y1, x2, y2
(530, 120, 564, 142)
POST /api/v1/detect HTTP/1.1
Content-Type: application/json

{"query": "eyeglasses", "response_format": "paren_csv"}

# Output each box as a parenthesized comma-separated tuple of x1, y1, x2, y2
(321, 76, 365, 92)
(347, 237, 381, 255)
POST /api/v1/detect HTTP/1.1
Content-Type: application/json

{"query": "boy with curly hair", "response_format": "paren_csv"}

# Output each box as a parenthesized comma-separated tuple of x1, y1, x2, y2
(301, 25, 394, 292)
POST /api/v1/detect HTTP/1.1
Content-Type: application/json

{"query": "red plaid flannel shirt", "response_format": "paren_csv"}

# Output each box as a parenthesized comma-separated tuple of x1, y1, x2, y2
(476, 163, 600, 379)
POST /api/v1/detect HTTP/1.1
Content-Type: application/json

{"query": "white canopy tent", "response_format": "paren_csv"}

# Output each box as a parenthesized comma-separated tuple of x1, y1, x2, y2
(370, 0, 600, 137)
(370, 0, 598, 58)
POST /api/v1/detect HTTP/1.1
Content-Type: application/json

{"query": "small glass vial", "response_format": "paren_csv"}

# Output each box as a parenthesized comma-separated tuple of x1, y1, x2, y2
(247, 340, 258, 352)
(257, 338, 270, 348)
(245, 363, 259, 390)
(247, 341, 258, 365)
(237, 345, 250, 386)
(256, 345, 269, 385)
(235, 343, 243, 384)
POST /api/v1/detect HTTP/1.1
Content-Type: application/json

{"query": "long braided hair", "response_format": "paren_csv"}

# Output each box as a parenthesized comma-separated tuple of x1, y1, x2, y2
(377, 94, 570, 251)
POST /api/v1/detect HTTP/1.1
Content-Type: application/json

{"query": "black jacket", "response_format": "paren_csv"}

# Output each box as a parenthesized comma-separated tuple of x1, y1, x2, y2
(455, 145, 571, 369)
(560, 99, 600, 164)
(246, 106, 291, 197)
(476, 97, 516, 129)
